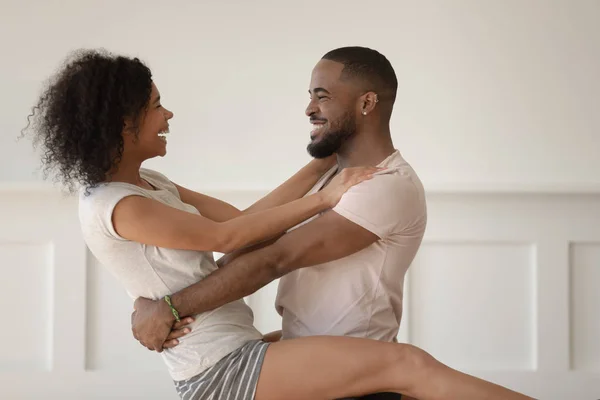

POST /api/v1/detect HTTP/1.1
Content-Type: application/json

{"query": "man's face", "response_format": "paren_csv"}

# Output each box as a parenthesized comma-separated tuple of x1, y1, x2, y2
(305, 59, 360, 158)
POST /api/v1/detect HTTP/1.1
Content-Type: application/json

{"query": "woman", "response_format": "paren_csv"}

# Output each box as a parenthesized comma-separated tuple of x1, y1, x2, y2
(24, 49, 533, 400)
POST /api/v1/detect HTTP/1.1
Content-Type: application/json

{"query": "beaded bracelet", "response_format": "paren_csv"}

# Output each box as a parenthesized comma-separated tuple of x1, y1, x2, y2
(164, 295, 181, 322)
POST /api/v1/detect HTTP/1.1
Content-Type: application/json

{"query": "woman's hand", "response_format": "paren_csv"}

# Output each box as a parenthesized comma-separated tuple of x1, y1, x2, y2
(320, 166, 383, 208)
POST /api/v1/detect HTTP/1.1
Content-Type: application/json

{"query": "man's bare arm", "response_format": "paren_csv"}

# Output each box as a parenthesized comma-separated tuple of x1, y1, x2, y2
(131, 210, 378, 351)
(171, 210, 379, 318)
(215, 235, 281, 268)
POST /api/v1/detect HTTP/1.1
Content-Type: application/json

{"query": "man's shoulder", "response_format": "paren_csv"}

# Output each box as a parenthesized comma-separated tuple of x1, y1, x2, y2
(350, 165, 425, 202)
(332, 163, 426, 237)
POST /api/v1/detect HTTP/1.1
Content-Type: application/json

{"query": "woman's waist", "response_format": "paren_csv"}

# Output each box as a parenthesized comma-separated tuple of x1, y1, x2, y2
(183, 300, 261, 338)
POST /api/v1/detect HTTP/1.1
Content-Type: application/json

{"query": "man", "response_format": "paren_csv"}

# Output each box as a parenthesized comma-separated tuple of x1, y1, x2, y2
(132, 46, 427, 400)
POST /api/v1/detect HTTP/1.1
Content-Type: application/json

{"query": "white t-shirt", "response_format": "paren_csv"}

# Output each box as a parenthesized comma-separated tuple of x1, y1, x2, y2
(275, 150, 427, 341)
(78, 168, 262, 381)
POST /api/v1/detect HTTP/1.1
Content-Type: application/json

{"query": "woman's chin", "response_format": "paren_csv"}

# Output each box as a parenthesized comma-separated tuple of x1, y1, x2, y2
(157, 140, 168, 156)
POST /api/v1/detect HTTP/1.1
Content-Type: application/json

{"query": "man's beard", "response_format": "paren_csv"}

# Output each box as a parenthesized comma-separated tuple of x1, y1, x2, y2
(307, 113, 357, 159)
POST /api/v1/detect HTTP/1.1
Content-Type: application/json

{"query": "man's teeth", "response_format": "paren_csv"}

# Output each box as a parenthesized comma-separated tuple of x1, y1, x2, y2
(311, 123, 325, 132)
(158, 129, 169, 137)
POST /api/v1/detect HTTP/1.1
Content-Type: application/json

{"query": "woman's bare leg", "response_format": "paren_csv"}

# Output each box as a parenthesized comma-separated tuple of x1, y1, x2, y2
(254, 336, 533, 400)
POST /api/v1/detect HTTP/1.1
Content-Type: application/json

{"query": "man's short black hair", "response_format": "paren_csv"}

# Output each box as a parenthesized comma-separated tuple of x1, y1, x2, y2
(322, 46, 398, 101)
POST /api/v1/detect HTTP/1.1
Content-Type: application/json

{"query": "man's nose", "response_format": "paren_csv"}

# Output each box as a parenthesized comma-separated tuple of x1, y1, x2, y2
(305, 102, 318, 117)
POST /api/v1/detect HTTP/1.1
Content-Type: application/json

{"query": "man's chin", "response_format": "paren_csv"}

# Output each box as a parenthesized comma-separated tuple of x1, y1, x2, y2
(306, 144, 335, 159)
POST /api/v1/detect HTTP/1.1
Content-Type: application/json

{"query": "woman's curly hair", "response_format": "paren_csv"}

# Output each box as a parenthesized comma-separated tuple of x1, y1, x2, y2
(22, 48, 153, 193)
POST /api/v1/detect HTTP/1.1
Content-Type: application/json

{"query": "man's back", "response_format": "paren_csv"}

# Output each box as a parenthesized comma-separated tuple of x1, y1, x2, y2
(276, 150, 427, 341)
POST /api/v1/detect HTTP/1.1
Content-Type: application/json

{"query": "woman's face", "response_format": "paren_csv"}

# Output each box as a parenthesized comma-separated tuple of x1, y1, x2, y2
(124, 81, 174, 160)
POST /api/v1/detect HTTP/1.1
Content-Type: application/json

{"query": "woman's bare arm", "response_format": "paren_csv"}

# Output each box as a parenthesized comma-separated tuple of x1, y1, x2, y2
(172, 157, 336, 222)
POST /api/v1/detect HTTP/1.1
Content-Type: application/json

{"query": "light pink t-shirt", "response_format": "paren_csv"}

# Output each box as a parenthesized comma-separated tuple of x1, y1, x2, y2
(275, 150, 427, 341)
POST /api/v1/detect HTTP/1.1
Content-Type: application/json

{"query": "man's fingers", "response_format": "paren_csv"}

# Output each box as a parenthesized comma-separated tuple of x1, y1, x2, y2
(131, 311, 138, 339)
(160, 323, 194, 351)
(140, 341, 152, 351)
(152, 339, 164, 353)
(144, 343, 158, 352)
(166, 328, 191, 341)
(162, 339, 180, 349)
(172, 317, 194, 330)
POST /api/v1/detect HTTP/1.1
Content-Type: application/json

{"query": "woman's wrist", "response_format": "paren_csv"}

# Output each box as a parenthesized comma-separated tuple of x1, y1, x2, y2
(314, 189, 332, 209)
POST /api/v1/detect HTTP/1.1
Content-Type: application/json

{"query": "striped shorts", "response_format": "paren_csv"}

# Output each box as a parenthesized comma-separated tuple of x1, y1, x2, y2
(174, 340, 270, 400)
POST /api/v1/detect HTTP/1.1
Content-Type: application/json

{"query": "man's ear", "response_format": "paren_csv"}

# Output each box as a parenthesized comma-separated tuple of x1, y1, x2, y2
(360, 92, 379, 116)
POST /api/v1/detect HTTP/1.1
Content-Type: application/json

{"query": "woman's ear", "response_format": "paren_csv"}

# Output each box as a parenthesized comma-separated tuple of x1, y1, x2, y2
(122, 117, 136, 136)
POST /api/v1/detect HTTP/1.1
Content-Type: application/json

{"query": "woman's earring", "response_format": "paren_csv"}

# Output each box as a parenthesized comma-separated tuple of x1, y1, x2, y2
(362, 111, 367, 115)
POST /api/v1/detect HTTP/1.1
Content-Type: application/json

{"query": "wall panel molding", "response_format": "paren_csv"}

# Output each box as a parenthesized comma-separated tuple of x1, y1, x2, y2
(1, 187, 599, 399)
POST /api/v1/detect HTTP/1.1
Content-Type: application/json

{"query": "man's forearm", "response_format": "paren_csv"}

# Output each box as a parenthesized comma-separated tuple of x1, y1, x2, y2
(168, 209, 376, 318)
(171, 246, 284, 317)
(216, 235, 281, 268)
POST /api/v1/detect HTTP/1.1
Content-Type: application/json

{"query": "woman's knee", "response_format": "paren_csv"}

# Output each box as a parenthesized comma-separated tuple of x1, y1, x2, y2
(394, 343, 435, 368)
(390, 344, 440, 392)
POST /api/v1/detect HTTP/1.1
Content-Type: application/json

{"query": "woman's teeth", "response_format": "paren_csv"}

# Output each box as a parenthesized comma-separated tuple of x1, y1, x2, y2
(158, 129, 169, 143)
(158, 128, 169, 143)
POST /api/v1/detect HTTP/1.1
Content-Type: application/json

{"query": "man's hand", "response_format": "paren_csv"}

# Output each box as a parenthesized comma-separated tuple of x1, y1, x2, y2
(162, 317, 195, 349)
(131, 297, 177, 353)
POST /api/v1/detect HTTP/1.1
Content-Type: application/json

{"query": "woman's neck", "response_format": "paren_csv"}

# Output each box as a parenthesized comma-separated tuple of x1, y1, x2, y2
(106, 158, 149, 188)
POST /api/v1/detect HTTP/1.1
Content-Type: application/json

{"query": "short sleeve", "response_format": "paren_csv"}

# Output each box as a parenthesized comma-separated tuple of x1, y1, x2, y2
(332, 171, 422, 239)
(79, 184, 149, 240)
(140, 168, 180, 198)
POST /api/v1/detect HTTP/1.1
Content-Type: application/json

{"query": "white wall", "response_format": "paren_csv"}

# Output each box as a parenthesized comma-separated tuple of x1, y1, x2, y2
(1, 0, 599, 191)
(1, 1, 599, 399)
(1, 189, 599, 400)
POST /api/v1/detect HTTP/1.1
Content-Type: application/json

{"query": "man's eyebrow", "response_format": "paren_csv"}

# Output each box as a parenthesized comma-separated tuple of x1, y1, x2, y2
(309, 88, 331, 95)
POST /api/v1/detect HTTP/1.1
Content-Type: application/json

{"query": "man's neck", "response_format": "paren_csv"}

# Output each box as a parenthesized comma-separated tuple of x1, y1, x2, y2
(336, 129, 396, 170)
